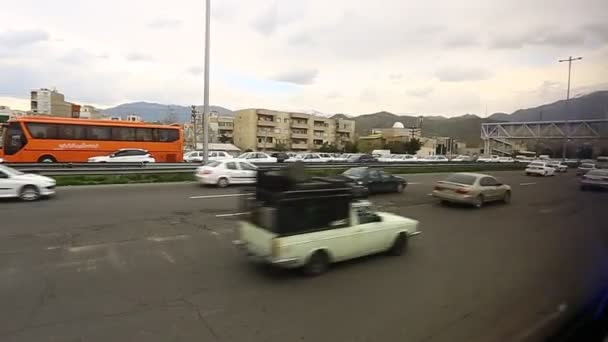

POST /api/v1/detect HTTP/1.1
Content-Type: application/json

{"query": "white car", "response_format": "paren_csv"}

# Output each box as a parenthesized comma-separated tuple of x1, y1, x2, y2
(195, 160, 257, 187)
(0, 165, 56, 201)
(332, 154, 351, 162)
(477, 155, 500, 163)
(88, 149, 155, 163)
(237, 199, 419, 275)
(546, 161, 568, 173)
(525, 161, 556, 177)
(497, 157, 515, 163)
(451, 155, 473, 162)
(286, 153, 327, 163)
(236, 152, 277, 163)
(0, 157, 4, 163)
(318, 153, 334, 162)
(184, 150, 232, 163)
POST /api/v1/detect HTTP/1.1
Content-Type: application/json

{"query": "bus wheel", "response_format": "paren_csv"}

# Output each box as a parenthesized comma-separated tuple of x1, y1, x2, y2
(38, 155, 57, 163)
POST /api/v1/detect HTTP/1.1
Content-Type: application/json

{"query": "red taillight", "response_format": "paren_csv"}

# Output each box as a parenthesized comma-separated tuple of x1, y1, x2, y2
(202, 170, 212, 175)
(455, 188, 470, 194)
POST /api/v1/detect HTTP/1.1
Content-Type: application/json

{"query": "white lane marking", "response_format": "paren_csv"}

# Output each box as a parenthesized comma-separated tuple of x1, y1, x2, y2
(147, 234, 189, 242)
(515, 303, 567, 341)
(189, 193, 248, 199)
(160, 251, 176, 264)
(519, 182, 537, 186)
(215, 212, 250, 218)
(408, 182, 422, 185)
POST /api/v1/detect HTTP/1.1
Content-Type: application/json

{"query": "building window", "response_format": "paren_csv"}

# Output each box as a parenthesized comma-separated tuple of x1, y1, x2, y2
(274, 128, 280, 133)
(276, 118, 281, 123)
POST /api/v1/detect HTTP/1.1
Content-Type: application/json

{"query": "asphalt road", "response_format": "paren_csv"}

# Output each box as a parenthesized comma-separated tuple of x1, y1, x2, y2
(0, 171, 607, 342)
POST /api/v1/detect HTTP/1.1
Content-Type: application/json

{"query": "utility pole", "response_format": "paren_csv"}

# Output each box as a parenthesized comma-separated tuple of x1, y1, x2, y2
(191, 105, 197, 149)
(558, 56, 582, 159)
(202, 0, 211, 164)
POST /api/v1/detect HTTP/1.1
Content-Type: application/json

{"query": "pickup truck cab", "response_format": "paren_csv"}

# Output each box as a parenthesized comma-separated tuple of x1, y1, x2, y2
(235, 168, 419, 275)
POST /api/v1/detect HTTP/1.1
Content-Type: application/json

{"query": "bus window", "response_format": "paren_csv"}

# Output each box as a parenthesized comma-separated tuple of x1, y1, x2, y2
(26, 123, 58, 139)
(58, 124, 87, 140)
(111, 127, 136, 141)
(86, 126, 111, 140)
(3, 123, 27, 155)
(136, 128, 154, 141)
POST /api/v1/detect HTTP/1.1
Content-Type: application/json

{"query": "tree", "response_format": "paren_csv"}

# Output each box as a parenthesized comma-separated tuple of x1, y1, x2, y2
(577, 144, 593, 159)
(274, 142, 288, 152)
(386, 141, 407, 154)
(244, 148, 253, 153)
(319, 142, 339, 153)
(404, 138, 422, 155)
(343, 141, 358, 153)
(218, 132, 232, 144)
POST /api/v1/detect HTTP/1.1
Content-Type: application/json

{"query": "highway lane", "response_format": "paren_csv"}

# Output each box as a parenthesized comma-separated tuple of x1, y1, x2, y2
(0, 171, 607, 341)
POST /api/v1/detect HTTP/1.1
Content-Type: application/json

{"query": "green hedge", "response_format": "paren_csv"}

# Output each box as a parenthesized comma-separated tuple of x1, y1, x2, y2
(55, 164, 525, 186)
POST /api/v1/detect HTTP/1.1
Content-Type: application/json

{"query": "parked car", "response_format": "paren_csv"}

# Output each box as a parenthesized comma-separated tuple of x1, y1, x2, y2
(195, 160, 257, 187)
(318, 153, 334, 162)
(577, 163, 596, 176)
(332, 154, 350, 162)
(431, 155, 449, 162)
(432, 172, 511, 208)
(580, 169, 608, 191)
(546, 161, 568, 173)
(88, 149, 155, 163)
(235, 152, 277, 163)
(270, 152, 290, 163)
(347, 154, 378, 163)
(477, 155, 500, 163)
(341, 167, 407, 193)
(451, 155, 473, 162)
(0, 164, 56, 201)
(378, 154, 397, 162)
(497, 157, 515, 163)
(525, 161, 556, 177)
(236, 171, 419, 275)
(0, 157, 4, 163)
(184, 150, 232, 163)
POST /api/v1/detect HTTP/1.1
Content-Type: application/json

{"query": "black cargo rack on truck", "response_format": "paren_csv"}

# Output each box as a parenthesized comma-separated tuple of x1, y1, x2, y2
(239, 165, 366, 236)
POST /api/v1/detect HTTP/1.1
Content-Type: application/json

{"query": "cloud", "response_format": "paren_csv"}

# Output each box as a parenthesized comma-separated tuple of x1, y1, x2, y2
(435, 66, 492, 82)
(489, 28, 586, 49)
(251, 5, 278, 35)
(326, 91, 342, 99)
(58, 49, 103, 65)
(442, 33, 478, 48)
(126, 52, 153, 62)
(0, 29, 49, 48)
(187, 66, 203, 75)
(389, 73, 403, 81)
(273, 68, 318, 85)
(406, 86, 434, 98)
(147, 18, 182, 29)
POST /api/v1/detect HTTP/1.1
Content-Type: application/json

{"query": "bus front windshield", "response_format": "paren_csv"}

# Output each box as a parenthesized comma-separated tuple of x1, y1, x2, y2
(3, 122, 27, 155)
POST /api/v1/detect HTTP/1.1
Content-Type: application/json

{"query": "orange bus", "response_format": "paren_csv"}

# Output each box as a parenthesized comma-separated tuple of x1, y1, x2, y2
(0, 116, 183, 163)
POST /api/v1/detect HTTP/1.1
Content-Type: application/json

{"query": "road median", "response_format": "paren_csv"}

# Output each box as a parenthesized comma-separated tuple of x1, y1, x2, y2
(54, 163, 526, 186)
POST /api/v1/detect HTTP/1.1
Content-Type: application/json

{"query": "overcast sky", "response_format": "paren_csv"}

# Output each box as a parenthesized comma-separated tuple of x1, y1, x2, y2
(1, 0, 607, 116)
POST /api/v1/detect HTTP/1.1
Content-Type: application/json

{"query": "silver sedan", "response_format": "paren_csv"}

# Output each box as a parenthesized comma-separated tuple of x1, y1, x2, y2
(432, 172, 512, 208)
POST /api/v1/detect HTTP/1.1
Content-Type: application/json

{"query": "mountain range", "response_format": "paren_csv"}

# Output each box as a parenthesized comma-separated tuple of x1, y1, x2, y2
(102, 90, 608, 147)
(102, 102, 234, 122)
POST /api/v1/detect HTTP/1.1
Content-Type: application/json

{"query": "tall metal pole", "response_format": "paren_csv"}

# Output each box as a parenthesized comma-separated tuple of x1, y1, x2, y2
(202, 0, 211, 164)
(558, 56, 582, 159)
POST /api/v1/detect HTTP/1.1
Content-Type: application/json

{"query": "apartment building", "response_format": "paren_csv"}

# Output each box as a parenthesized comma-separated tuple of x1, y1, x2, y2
(233, 109, 355, 151)
(30, 88, 80, 117)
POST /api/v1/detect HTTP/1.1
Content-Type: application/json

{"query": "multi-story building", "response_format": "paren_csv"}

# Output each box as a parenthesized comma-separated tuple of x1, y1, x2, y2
(233, 109, 355, 151)
(79, 105, 104, 119)
(30, 88, 79, 117)
(0, 106, 27, 122)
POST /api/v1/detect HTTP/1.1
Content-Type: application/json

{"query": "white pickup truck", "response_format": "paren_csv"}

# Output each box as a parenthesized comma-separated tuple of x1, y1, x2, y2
(235, 200, 420, 275)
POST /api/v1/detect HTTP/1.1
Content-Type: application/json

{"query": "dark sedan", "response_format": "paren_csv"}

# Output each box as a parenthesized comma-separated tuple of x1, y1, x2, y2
(341, 167, 407, 193)
(347, 154, 378, 163)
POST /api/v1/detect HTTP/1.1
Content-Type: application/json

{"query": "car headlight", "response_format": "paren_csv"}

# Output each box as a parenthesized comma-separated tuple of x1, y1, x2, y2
(357, 181, 363, 185)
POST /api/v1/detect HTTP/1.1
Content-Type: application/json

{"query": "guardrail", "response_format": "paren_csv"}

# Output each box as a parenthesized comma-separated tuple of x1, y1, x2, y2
(4, 161, 526, 176)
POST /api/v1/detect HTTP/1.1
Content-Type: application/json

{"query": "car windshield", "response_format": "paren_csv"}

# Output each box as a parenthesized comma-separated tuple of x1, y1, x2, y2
(445, 173, 477, 185)
(343, 167, 367, 178)
(529, 162, 543, 167)
(581, 163, 595, 168)
(0, 164, 24, 176)
(347, 154, 362, 161)
(237, 153, 250, 159)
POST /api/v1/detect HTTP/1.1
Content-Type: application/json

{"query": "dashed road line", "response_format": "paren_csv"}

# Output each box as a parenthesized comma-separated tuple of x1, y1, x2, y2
(520, 182, 537, 186)
(215, 212, 250, 218)
(189, 193, 248, 199)
(160, 251, 176, 264)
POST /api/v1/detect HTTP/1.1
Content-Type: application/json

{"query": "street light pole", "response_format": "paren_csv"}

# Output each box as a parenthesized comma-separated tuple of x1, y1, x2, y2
(558, 56, 582, 159)
(202, 0, 211, 164)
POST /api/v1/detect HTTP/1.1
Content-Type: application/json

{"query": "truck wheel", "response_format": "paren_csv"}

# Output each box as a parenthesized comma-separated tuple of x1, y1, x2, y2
(303, 250, 330, 276)
(387, 233, 408, 256)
